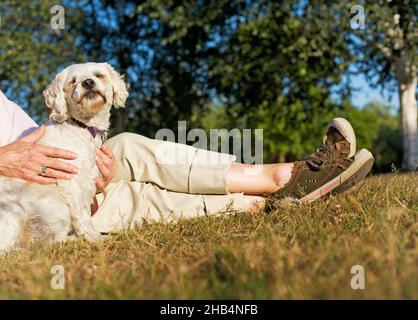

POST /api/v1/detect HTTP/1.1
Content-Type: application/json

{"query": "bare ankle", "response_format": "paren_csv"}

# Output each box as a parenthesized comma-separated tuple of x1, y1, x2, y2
(244, 196, 266, 213)
(272, 163, 293, 192)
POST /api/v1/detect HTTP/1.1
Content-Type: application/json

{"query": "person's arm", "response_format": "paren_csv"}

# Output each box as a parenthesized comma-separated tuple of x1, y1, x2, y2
(0, 90, 38, 146)
(0, 126, 78, 184)
(0, 90, 114, 188)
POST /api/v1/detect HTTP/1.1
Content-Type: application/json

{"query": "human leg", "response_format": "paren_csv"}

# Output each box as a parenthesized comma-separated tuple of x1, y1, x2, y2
(92, 180, 257, 233)
(105, 132, 235, 195)
(106, 133, 297, 196)
(227, 118, 373, 202)
(226, 163, 293, 194)
(105, 118, 373, 202)
(93, 118, 375, 233)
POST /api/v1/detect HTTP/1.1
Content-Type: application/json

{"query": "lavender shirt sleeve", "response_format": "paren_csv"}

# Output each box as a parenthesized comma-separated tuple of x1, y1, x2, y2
(0, 90, 39, 147)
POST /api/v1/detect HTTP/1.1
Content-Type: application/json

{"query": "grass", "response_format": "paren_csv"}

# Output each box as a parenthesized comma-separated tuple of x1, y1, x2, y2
(0, 173, 417, 299)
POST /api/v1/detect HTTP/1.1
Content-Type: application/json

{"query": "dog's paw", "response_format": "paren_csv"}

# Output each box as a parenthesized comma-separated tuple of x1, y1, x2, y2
(97, 234, 110, 241)
(82, 229, 103, 243)
(67, 233, 108, 243)
(0, 246, 24, 256)
(73, 218, 103, 243)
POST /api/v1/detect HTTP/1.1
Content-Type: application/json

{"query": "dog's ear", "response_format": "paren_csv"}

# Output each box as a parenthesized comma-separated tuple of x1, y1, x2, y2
(43, 70, 68, 123)
(104, 63, 129, 108)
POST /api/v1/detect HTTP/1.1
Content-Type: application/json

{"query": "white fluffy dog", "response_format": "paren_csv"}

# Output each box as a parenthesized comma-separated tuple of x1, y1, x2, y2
(0, 62, 128, 254)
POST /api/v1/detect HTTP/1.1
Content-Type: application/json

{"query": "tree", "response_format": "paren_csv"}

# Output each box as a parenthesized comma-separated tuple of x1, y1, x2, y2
(205, 1, 354, 161)
(342, 100, 402, 172)
(0, 0, 82, 120)
(0, 0, 409, 173)
(346, 0, 417, 170)
(67, 0, 242, 136)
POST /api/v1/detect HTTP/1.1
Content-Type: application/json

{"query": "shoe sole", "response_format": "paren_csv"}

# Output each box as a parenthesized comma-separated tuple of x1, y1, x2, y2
(329, 117, 356, 158)
(330, 149, 375, 195)
(299, 149, 374, 204)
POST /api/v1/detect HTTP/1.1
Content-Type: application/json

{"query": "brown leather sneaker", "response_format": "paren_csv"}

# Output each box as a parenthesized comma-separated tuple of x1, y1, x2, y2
(275, 118, 374, 203)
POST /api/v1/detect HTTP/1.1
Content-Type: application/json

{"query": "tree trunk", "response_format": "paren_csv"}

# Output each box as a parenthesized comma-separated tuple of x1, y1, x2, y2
(397, 59, 418, 170)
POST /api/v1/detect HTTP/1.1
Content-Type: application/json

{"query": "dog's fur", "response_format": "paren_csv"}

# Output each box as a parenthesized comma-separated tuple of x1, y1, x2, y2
(0, 62, 128, 254)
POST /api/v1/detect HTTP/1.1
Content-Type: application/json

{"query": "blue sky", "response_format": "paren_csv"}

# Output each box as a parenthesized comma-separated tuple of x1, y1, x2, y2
(350, 73, 399, 111)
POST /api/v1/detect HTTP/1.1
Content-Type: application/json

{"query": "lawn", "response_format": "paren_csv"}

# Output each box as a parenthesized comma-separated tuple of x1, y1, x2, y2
(0, 173, 417, 299)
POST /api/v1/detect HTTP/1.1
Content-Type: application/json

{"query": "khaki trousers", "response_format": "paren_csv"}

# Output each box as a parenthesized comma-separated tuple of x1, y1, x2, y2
(92, 133, 245, 233)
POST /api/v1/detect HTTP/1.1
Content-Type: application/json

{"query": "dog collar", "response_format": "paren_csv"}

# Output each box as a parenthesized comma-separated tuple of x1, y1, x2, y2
(70, 118, 108, 140)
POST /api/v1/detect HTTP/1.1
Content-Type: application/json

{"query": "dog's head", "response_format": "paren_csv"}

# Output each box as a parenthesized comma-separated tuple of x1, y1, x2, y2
(43, 62, 128, 123)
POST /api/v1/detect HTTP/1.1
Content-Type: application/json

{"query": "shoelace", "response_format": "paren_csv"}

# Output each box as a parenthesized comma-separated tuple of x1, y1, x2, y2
(305, 143, 334, 170)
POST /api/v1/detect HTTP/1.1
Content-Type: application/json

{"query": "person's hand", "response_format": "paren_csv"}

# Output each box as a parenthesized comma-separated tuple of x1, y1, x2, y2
(95, 144, 117, 193)
(0, 125, 78, 184)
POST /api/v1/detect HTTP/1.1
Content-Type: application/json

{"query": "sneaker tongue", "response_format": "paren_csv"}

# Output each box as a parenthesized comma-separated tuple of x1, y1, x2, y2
(325, 127, 344, 146)
(325, 127, 350, 158)
(306, 127, 348, 170)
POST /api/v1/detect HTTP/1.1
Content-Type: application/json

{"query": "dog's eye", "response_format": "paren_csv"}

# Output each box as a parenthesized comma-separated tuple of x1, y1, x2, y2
(95, 73, 105, 79)
(68, 78, 76, 85)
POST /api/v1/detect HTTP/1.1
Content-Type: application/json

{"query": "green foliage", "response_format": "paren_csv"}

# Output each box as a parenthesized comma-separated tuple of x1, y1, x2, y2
(343, 0, 417, 87)
(341, 0, 417, 170)
(342, 101, 402, 172)
(0, 0, 408, 172)
(202, 100, 402, 171)
(0, 1, 82, 120)
(136, 1, 354, 161)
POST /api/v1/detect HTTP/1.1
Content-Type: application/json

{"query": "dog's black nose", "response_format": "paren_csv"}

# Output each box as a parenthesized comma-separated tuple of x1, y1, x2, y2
(82, 78, 95, 90)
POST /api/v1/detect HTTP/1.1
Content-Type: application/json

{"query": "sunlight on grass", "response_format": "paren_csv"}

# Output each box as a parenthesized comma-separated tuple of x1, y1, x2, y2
(0, 173, 417, 299)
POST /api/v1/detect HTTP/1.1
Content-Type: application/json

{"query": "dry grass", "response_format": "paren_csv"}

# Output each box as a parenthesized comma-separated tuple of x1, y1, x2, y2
(0, 173, 417, 299)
